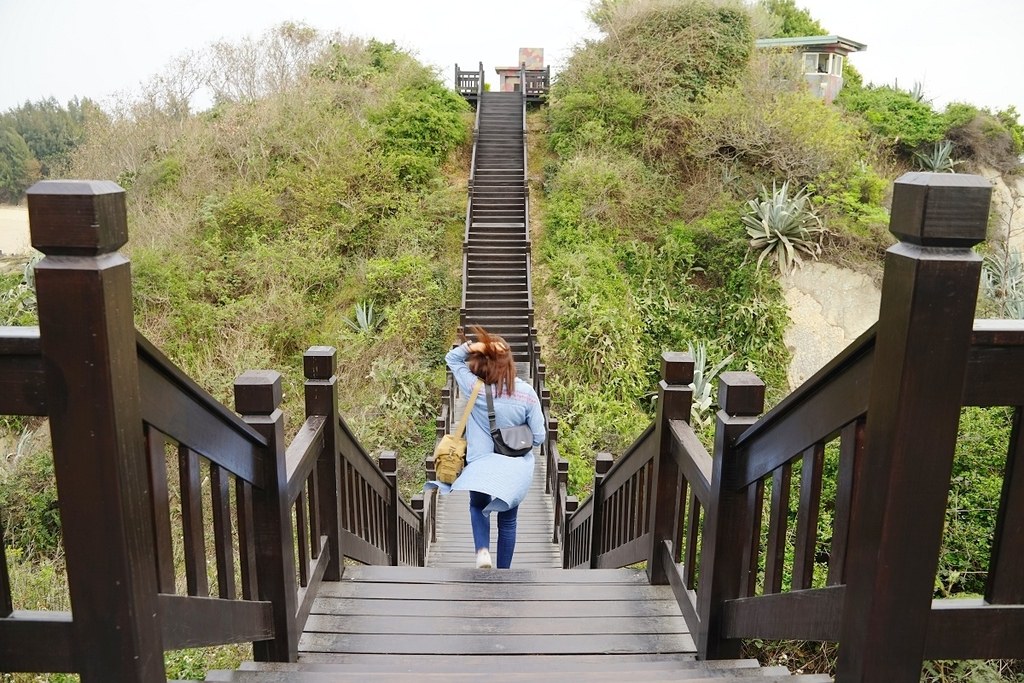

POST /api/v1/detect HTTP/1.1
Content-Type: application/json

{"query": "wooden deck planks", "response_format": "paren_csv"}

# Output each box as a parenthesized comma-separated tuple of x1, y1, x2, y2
(299, 563, 696, 659)
(299, 632, 696, 656)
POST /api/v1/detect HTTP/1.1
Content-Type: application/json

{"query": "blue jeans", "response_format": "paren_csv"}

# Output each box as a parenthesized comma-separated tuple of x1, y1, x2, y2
(469, 490, 519, 569)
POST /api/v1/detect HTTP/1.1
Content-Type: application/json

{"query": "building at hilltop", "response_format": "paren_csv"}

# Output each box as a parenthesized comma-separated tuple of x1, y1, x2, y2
(755, 35, 866, 104)
(495, 47, 549, 96)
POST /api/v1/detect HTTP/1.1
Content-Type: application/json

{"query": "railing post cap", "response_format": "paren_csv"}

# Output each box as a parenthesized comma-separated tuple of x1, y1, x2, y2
(26, 179, 127, 255)
(595, 451, 614, 474)
(890, 172, 992, 247)
(378, 451, 397, 473)
(304, 346, 337, 380)
(661, 352, 695, 385)
(717, 371, 765, 417)
(234, 370, 283, 414)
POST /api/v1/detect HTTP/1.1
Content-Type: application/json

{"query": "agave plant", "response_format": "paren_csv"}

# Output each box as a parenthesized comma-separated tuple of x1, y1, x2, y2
(343, 300, 384, 334)
(913, 140, 957, 173)
(741, 181, 823, 275)
(910, 81, 927, 103)
(687, 341, 735, 431)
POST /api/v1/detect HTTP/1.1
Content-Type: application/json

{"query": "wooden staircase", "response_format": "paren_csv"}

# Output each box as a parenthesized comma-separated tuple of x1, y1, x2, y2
(196, 85, 830, 683)
(204, 566, 829, 681)
(463, 90, 532, 365)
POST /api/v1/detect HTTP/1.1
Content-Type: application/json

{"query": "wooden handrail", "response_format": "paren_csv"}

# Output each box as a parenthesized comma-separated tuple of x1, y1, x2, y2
(2, 181, 425, 681)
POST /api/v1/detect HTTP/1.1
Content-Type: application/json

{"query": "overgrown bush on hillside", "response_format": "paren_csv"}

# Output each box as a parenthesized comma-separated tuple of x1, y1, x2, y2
(838, 84, 947, 153)
(943, 102, 1023, 173)
(550, 0, 754, 161)
(68, 30, 469, 462)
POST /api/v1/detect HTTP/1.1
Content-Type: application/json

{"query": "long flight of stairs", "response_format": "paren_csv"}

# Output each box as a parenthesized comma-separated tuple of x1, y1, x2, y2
(195, 86, 832, 683)
(463, 90, 532, 364)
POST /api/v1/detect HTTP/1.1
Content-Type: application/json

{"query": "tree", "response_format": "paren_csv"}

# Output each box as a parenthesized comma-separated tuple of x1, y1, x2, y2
(0, 127, 38, 203)
(0, 97, 92, 176)
(760, 0, 828, 37)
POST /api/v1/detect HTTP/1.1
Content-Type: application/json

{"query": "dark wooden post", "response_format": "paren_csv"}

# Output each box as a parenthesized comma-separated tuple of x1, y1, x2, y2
(647, 352, 694, 585)
(304, 346, 344, 580)
(696, 371, 764, 659)
(379, 451, 399, 566)
(411, 494, 425, 566)
(27, 180, 165, 681)
(837, 172, 992, 681)
(553, 457, 568, 543)
(545, 415, 557, 494)
(235, 370, 298, 662)
(591, 452, 614, 568)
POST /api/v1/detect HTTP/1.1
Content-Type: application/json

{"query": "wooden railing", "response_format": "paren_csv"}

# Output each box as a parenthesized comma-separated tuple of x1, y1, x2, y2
(454, 61, 484, 98)
(520, 63, 550, 99)
(562, 172, 1024, 680)
(0, 180, 424, 681)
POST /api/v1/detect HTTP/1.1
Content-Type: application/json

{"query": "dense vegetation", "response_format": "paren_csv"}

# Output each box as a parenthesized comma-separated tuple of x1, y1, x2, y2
(535, 0, 1022, 679)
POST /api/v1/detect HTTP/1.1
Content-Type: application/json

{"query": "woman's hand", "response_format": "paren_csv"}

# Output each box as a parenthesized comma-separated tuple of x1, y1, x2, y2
(469, 340, 508, 354)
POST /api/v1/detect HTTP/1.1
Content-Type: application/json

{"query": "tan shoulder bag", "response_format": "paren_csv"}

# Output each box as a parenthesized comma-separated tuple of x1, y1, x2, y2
(434, 379, 483, 484)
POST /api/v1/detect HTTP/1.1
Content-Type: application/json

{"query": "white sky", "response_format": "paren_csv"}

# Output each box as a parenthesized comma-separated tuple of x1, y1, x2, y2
(0, 0, 1021, 119)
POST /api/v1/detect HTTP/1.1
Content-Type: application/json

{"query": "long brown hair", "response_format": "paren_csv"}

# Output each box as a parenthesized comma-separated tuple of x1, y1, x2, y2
(465, 325, 517, 397)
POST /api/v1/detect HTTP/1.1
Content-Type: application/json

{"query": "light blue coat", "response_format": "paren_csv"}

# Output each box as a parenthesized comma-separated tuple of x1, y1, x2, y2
(427, 343, 546, 512)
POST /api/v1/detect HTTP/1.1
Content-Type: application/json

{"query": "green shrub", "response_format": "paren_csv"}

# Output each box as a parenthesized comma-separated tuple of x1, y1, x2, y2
(838, 85, 946, 152)
(371, 83, 469, 164)
(688, 53, 865, 183)
(944, 104, 1022, 173)
(0, 443, 61, 557)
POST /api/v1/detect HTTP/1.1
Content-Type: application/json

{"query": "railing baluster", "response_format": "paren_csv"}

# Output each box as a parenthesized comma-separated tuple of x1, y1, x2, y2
(235, 369, 298, 662)
(146, 426, 176, 594)
(179, 445, 208, 597)
(295, 493, 309, 587)
(210, 461, 235, 599)
(828, 419, 863, 585)
(764, 463, 791, 594)
(684, 492, 700, 590)
(792, 443, 825, 590)
(307, 473, 320, 561)
(987, 406, 1024, 603)
(1, 535, 11, 617)
(237, 478, 258, 600)
(741, 479, 764, 597)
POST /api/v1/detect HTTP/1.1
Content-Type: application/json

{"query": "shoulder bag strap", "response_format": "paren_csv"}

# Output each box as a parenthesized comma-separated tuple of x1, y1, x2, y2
(453, 380, 483, 439)
(485, 384, 499, 437)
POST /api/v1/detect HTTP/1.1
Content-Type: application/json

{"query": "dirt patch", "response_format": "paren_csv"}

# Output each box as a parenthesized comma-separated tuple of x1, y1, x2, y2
(0, 206, 30, 256)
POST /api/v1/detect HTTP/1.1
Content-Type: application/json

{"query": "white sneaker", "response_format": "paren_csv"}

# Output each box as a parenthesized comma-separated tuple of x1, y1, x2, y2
(475, 548, 492, 569)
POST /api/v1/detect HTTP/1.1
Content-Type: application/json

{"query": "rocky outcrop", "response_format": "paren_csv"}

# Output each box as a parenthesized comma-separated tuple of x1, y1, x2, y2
(979, 166, 1024, 251)
(781, 262, 880, 391)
